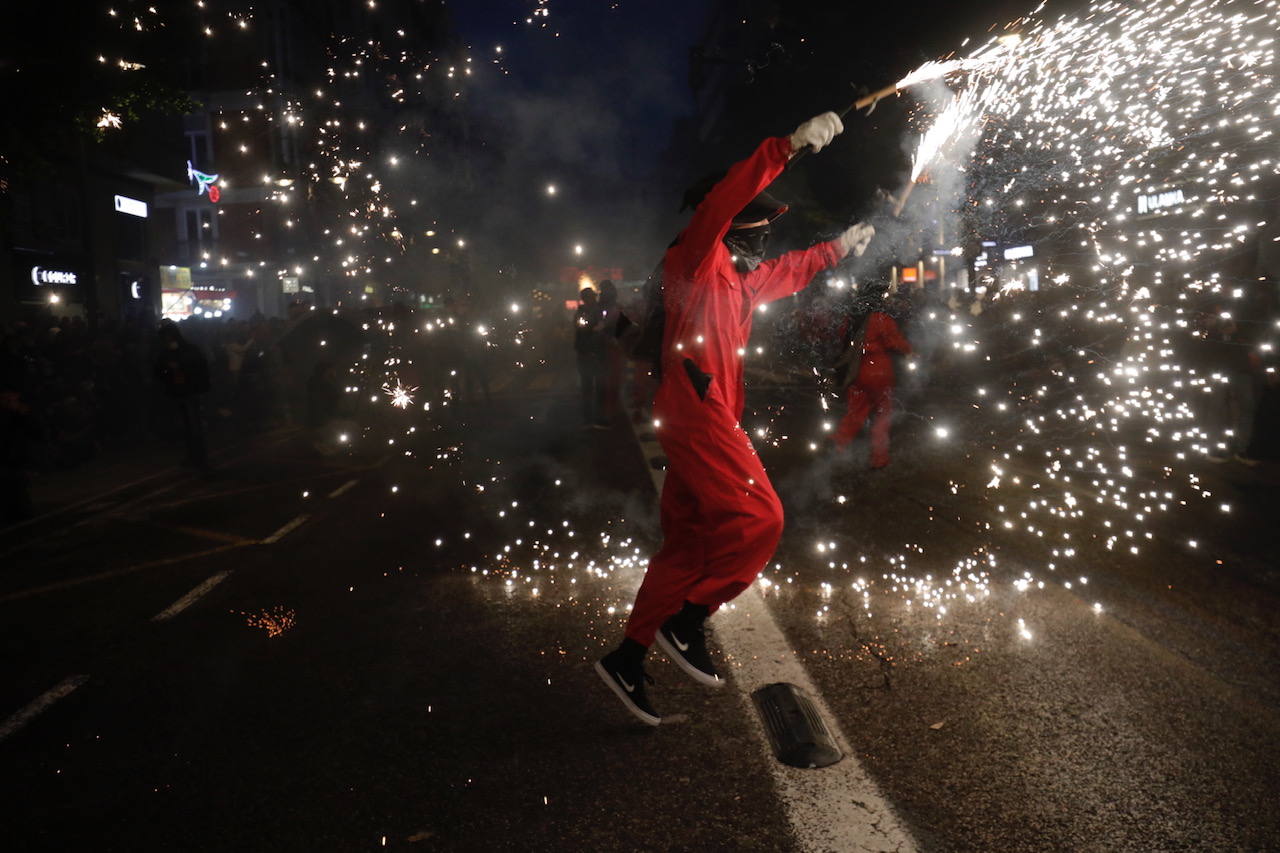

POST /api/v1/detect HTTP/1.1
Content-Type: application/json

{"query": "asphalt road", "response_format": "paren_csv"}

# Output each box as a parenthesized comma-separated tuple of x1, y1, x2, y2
(2, 350, 1278, 851)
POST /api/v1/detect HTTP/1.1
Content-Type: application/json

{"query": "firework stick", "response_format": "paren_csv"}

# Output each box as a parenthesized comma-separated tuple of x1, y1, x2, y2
(891, 180, 918, 217)
(845, 82, 906, 116)
(788, 82, 907, 168)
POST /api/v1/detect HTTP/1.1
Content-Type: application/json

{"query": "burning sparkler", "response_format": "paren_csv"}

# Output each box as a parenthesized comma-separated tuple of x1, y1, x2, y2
(383, 381, 418, 409)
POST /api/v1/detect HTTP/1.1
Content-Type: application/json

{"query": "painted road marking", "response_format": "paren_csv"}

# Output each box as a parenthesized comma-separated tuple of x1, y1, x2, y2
(153, 571, 231, 622)
(629, 420, 916, 853)
(262, 514, 310, 544)
(0, 675, 89, 743)
(328, 479, 359, 498)
(164, 524, 259, 546)
(2, 511, 311, 605)
(0, 542, 251, 605)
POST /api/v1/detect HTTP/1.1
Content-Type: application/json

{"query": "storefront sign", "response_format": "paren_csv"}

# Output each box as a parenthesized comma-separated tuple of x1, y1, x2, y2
(114, 194, 149, 218)
(1136, 188, 1184, 215)
(30, 265, 79, 286)
(160, 265, 193, 290)
(1003, 245, 1035, 260)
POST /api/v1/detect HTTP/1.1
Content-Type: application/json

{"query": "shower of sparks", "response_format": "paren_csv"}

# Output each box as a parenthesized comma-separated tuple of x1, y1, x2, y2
(893, 33, 1023, 92)
(242, 606, 297, 638)
(695, 0, 1279, 634)
(871, 0, 1279, 621)
(383, 381, 418, 409)
(106, 0, 1279, 651)
(895, 59, 969, 90)
(96, 109, 123, 130)
(910, 88, 980, 182)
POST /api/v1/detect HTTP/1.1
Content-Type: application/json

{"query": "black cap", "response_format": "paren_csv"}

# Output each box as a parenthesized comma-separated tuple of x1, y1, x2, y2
(681, 172, 789, 223)
(734, 189, 788, 224)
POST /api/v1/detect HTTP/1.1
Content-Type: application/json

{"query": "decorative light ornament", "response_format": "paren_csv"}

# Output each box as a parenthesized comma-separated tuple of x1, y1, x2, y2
(187, 160, 221, 202)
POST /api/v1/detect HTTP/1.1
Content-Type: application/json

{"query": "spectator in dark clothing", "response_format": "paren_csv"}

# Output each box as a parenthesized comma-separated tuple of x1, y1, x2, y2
(307, 361, 341, 429)
(596, 280, 630, 427)
(450, 297, 492, 406)
(1197, 306, 1260, 463)
(0, 384, 36, 524)
(305, 361, 343, 455)
(154, 320, 212, 471)
(573, 287, 605, 427)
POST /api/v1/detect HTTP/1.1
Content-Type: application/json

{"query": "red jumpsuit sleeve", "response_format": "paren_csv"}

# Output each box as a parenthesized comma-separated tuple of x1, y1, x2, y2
(746, 239, 843, 307)
(675, 136, 794, 278)
(872, 313, 912, 354)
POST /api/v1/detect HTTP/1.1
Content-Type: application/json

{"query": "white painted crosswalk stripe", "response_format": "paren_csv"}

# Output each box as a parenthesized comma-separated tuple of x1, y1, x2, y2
(153, 571, 231, 622)
(262, 514, 310, 544)
(327, 479, 359, 498)
(0, 675, 89, 743)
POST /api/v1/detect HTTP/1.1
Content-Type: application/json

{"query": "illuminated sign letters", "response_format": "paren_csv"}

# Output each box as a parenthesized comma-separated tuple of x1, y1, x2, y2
(1136, 188, 1184, 215)
(114, 194, 149, 218)
(30, 266, 78, 286)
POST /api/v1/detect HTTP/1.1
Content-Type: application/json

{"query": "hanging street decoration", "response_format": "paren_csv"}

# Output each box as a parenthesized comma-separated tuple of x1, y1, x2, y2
(187, 159, 221, 202)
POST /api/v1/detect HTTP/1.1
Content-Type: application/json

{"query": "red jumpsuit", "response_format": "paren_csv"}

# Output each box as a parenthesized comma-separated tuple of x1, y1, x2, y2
(833, 311, 911, 467)
(625, 136, 845, 646)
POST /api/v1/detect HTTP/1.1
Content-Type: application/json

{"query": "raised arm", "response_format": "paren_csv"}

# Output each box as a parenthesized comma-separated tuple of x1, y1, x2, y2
(871, 312, 912, 354)
(679, 112, 845, 277)
(679, 136, 793, 272)
(746, 220, 876, 307)
(745, 240, 844, 306)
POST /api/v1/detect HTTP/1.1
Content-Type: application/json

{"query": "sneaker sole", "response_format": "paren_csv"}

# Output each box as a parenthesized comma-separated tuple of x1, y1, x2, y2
(655, 631, 724, 688)
(593, 660, 661, 726)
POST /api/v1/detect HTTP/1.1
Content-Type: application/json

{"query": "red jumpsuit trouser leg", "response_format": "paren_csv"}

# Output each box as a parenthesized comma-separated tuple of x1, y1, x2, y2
(868, 389, 893, 468)
(624, 417, 784, 646)
(834, 385, 873, 448)
(835, 381, 895, 466)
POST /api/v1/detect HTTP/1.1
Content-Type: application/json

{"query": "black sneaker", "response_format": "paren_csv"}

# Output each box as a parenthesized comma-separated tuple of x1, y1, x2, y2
(656, 619, 723, 688)
(595, 650, 661, 726)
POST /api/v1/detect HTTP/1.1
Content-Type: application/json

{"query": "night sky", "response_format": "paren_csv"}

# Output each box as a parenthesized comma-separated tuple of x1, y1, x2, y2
(444, 0, 1040, 279)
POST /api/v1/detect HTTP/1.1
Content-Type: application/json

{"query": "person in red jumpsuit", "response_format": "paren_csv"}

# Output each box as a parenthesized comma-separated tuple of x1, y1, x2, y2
(833, 284, 912, 468)
(595, 112, 877, 725)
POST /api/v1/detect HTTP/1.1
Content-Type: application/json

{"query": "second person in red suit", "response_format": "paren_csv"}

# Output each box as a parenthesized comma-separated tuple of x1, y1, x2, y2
(833, 283, 912, 468)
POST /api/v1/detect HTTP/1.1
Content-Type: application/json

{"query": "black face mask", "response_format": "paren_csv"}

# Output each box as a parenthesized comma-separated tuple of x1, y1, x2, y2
(724, 224, 770, 273)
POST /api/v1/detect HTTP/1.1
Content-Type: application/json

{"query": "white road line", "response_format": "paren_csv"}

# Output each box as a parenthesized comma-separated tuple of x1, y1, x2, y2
(631, 423, 916, 853)
(153, 571, 231, 622)
(725, 587, 915, 852)
(0, 675, 89, 743)
(328, 479, 359, 498)
(262, 514, 310, 544)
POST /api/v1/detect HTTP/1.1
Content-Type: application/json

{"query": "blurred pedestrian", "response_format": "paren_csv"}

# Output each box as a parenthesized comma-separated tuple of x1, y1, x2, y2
(832, 282, 912, 468)
(451, 296, 492, 406)
(1198, 304, 1260, 462)
(573, 287, 605, 427)
(596, 279, 630, 427)
(0, 383, 36, 524)
(306, 361, 342, 455)
(595, 111, 876, 725)
(154, 320, 212, 471)
(221, 321, 251, 418)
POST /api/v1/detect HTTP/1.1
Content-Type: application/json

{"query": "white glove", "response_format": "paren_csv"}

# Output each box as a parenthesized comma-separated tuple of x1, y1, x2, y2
(790, 111, 844, 154)
(838, 222, 875, 257)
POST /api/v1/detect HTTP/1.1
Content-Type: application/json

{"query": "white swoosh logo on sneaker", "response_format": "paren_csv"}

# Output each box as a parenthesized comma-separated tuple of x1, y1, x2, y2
(672, 632, 689, 652)
(617, 673, 636, 693)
